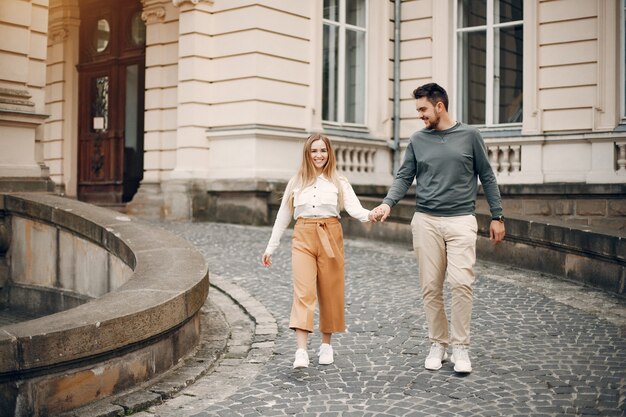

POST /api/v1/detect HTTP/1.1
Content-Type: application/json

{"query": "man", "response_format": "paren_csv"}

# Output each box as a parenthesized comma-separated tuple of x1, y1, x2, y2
(370, 83, 505, 373)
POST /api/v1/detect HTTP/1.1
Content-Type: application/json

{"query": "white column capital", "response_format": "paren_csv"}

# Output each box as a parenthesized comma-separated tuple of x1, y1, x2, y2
(172, 0, 213, 7)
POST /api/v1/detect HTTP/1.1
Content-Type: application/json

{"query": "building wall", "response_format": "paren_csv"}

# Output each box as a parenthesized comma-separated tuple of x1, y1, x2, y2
(0, 0, 50, 181)
(1, 0, 624, 222)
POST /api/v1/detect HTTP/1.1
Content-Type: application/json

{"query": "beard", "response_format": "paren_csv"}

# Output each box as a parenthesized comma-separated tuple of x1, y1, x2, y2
(423, 114, 440, 130)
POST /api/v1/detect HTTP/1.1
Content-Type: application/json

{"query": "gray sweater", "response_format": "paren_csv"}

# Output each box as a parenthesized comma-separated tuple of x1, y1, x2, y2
(383, 122, 503, 218)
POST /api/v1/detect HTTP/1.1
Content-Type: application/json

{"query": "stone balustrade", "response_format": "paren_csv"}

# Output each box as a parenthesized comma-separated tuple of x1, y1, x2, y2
(335, 144, 377, 174)
(616, 141, 626, 172)
(488, 144, 522, 175)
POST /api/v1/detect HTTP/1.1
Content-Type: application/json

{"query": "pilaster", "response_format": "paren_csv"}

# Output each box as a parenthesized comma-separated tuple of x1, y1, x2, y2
(0, 1, 51, 186)
(168, 0, 214, 182)
(46, 0, 80, 195)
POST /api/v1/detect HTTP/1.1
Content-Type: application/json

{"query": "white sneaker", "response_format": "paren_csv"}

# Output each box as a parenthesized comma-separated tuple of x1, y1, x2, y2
(318, 343, 334, 365)
(450, 345, 472, 373)
(424, 342, 448, 370)
(293, 348, 309, 369)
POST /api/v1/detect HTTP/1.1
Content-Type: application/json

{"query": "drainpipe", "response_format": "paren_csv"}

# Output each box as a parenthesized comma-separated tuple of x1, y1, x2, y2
(392, 0, 402, 175)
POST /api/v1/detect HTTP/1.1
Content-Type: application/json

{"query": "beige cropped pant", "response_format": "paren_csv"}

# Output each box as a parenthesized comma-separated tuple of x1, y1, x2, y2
(411, 212, 478, 347)
(289, 217, 345, 334)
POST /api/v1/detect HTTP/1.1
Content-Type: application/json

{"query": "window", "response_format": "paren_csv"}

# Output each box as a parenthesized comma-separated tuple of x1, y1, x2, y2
(456, 0, 523, 126)
(323, 0, 367, 125)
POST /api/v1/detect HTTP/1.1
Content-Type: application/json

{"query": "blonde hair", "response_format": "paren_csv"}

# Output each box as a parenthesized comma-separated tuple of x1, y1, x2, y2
(287, 133, 344, 209)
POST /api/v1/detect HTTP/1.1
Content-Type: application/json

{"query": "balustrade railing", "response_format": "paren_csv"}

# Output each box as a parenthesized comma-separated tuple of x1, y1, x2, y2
(335, 145, 376, 174)
(616, 142, 626, 173)
(487, 144, 522, 175)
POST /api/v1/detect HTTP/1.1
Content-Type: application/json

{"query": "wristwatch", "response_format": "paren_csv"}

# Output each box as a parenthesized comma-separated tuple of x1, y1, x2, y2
(492, 215, 505, 223)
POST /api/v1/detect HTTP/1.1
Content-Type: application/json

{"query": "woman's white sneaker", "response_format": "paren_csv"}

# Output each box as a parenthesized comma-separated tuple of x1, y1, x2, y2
(293, 348, 309, 369)
(318, 343, 334, 365)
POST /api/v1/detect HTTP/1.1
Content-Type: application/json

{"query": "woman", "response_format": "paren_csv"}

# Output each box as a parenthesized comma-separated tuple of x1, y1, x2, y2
(262, 134, 372, 369)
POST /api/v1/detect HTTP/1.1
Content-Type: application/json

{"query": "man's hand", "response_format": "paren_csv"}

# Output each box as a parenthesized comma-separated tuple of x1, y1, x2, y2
(489, 220, 505, 243)
(369, 204, 391, 222)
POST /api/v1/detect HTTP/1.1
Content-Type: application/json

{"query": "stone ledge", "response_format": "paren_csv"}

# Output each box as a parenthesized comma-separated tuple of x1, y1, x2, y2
(0, 193, 209, 415)
(341, 202, 625, 296)
(59, 276, 277, 417)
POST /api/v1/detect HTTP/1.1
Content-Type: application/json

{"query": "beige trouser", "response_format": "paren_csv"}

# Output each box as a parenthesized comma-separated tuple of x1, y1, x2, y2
(289, 217, 345, 333)
(411, 212, 478, 347)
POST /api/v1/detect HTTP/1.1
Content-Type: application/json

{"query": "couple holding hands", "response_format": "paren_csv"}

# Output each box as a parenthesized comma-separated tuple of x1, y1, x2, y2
(262, 83, 506, 373)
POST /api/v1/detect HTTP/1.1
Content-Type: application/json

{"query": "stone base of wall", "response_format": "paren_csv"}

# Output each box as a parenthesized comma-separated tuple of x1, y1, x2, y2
(127, 179, 626, 232)
(126, 182, 167, 219)
(479, 183, 626, 232)
(0, 178, 54, 193)
(198, 180, 276, 225)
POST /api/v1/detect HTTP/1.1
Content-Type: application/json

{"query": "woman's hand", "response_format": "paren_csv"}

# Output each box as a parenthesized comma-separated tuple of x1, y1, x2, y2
(368, 204, 391, 222)
(262, 252, 272, 267)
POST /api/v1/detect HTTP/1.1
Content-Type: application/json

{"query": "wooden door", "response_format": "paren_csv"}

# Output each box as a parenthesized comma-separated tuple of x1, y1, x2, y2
(77, 0, 145, 204)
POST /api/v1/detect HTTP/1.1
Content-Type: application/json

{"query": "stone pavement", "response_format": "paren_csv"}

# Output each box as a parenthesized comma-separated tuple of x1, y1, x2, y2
(132, 221, 624, 417)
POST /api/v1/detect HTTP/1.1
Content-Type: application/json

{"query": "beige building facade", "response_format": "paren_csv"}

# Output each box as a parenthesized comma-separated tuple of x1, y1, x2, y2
(0, 0, 624, 224)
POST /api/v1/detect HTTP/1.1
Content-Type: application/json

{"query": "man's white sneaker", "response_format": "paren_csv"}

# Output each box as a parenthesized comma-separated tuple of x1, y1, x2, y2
(318, 343, 334, 365)
(293, 348, 309, 369)
(450, 346, 472, 373)
(424, 342, 448, 370)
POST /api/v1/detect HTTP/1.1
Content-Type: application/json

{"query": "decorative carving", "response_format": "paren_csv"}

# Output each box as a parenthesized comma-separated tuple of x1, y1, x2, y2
(141, 6, 165, 24)
(91, 133, 105, 175)
(48, 27, 69, 45)
(91, 76, 108, 176)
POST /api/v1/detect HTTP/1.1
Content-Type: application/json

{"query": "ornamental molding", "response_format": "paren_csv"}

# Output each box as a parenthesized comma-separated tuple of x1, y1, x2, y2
(141, 6, 166, 24)
(172, 0, 213, 7)
(0, 88, 35, 113)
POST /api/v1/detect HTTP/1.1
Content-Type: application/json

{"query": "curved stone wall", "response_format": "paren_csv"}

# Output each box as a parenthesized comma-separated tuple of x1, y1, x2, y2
(0, 193, 209, 416)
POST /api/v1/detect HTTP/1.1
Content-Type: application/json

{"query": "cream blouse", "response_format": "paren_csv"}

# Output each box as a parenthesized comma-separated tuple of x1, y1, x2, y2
(264, 175, 371, 255)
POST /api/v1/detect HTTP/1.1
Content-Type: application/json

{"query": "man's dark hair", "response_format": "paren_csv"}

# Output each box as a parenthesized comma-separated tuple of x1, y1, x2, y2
(412, 83, 449, 111)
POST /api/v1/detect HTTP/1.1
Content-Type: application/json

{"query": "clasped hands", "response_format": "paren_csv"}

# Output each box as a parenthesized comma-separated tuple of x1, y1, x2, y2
(370, 204, 505, 243)
(368, 203, 391, 222)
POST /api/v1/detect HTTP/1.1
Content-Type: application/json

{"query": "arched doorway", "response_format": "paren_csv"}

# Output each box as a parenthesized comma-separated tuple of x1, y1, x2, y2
(77, 0, 145, 204)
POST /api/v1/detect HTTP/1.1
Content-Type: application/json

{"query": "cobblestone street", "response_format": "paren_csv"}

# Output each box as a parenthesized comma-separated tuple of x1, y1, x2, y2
(138, 221, 625, 417)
